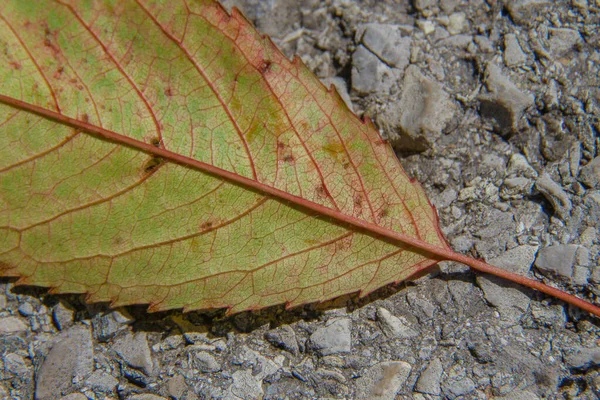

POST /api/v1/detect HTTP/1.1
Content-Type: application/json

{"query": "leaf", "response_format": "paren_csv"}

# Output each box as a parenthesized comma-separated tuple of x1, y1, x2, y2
(0, 0, 598, 316)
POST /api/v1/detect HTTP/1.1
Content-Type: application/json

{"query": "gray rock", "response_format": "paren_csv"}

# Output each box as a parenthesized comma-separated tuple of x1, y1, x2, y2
(84, 370, 118, 393)
(564, 346, 600, 371)
(355, 361, 412, 399)
(504, 34, 527, 67)
(309, 318, 351, 356)
(500, 177, 534, 199)
(53, 302, 75, 331)
(166, 374, 188, 399)
(443, 376, 476, 399)
(498, 390, 541, 400)
(264, 325, 299, 355)
(128, 395, 167, 400)
(546, 28, 583, 56)
(230, 369, 263, 400)
(351, 45, 398, 95)
(92, 309, 133, 342)
(113, 332, 154, 375)
(35, 325, 94, 400)
(535, 172, 572, 219)
(507, 154, 538, 179)
(376, 307, 418, 339)
(535, 244, 584, 281)
(479, 64, 534, 135)
(18, 302, 35, 316)
(580, 156, 600, 188)
(191, 351, 221, 373)
(380, 65, 456, 153)
(5, 352, 31, 376)
(415, 358, 443, 395)
(0, 316, 28, 334)
(357, 24, 411, 69)
(506, 0, 551, 24)
(60, 394, 88, 400)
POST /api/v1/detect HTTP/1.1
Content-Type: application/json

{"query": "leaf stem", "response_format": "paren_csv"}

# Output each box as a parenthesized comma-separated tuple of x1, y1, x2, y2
(1, 94, 598, 318)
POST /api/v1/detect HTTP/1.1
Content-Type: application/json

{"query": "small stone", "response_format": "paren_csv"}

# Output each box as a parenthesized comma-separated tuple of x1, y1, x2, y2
(18, 302, 35, 316)
(5, 353, 31, 376)
(264, 325, 299, 355)
(167, 374, 188, 399)
(415, 358, 443, 395)
(504, 34, 527, 67)
(358, 24, 411, 69)
(53, 302, 75, 331)
(500, 177, 534, 199)
(447, 12, 466, 35)
(547, 28, 583, 56)
(376, 308, 418, 339)
(113, 332, 154, 375)
(507, 0, 551, 24)
(443, 376, 476, 399)
(191, 351, 221, 373)
(580, 157, 600, 188)
(418, 20, 435, 35)
(507, 154, 538, 178)
(128, 395, 167, 400)
(84, 369, 118, 393)
(380, 65, 456, 153)
(498, 390, 541, 400)
(35, 325, 94, 400)
(92, 309, 133, 342)
(0, 316, 28, 334)
(309, 318, 352, 356)
(355, 361, 412, 399)
(479, 64, 534, 136)
(535, 244, 582, 281)
(230, 370, 263, 400)
(564, 346, 600, 371)
(535, 172, 572, 220)
(60, 394, 88, 400)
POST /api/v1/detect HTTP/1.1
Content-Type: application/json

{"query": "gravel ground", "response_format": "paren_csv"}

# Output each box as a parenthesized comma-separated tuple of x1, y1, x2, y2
(1, 0, 599, 399)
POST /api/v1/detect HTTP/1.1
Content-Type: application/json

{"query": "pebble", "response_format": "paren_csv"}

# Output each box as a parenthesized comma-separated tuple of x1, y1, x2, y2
(84, 369, 118, 393)
(92, 309, 134, 342)
(507, 154, 538, 179)
(113, 332, 154, 375)
(443, 376, 476, 399)
(264, 324, 299, 355)
(60, 394, 88, 400)
(166, 374, 188, 399)
(534, 244, 583, 281)
(230, 369, 263, 400)
(18, 302, 35, 316)
(358, 23, 411, 69)
(415, 358, 443, 395)
(382, 65, 456, 153)
(355, 361, 412, 399)
(53, 302, 75, 331)
(0, 316, 28, 334)
(580, 156, 600, 188)
(376, 308, 418, 339)
(479, 63, 534, 135)
(309, 318, 352, 356)
(547, 28, 583, 56)
(191, 351, 221, 372)
(504, 34, 527, 67)
(564, 346, 600, 371)
(35, 325, 94, 400)
(351, 45, 399, 95)
(535, 172, 572, 220)
(128, 395, 167, 400)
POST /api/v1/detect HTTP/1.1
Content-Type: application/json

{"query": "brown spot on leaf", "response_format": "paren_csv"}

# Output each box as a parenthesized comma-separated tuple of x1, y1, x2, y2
(9, 61, 21, 70)
(164, 87, 173, 97)
(378, 208, 389, 219)
(259, 60, 272, 74)
(282, 154, 294, 163)
(80, 113, 89, 123)
(354, 194, 363, 208)
(200, 221, 213, 230)
(144, 156, 163, 173)
(316, 184, 330, 198)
